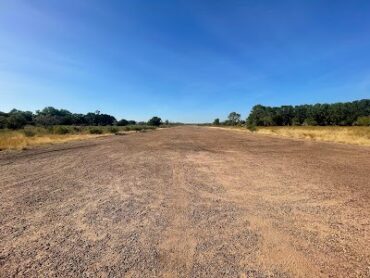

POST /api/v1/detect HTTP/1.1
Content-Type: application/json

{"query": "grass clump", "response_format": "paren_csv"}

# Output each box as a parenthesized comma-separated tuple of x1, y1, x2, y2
(23, 126, 36, 137)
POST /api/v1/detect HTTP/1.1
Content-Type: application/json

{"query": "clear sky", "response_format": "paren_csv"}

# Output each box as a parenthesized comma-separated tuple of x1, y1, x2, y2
(1, 1, 370, 122)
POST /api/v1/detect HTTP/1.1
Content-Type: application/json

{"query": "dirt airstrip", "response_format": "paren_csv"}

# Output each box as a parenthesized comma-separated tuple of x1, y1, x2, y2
(0, 126, 369, 277)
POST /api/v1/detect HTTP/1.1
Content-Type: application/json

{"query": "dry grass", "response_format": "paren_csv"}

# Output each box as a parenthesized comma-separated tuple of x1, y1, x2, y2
(255, 126, 370, 146)
(0, 125, 159, 151)
(0, 130, 101, 151)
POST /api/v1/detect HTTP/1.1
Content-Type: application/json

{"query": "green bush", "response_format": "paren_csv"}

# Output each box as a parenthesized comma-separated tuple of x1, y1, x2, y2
(53, 126, 70, 135)
(108, 126, 119, 133)
(89, 127, 103, 134)
(356, 116, 370, 126)
(247, 123, 257, 132)
(148, 116, 162, 126)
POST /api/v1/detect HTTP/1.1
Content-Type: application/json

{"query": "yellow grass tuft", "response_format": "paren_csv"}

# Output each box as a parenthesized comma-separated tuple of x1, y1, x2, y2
(0, 130, 101, 151)
(255, 126, 370, 146)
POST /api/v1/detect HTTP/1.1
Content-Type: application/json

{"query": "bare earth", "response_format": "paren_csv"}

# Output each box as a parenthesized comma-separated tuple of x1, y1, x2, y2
(1, 126, 369, 277)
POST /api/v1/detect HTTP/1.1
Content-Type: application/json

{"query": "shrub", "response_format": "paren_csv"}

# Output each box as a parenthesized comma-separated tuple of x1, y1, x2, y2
(148, 116, 162, 126)
(247, 123, 257, 132)
(356, 116, 370, 126)
(109, 126, 119, 133)
(89, 127, 103, 134)
(6, 114, 27, 129)
(73, 126, 83, 132)
(117, 119, 129, 126)
(303, 118, 318, 126)
(53, 126, 70, 135)
(23, 127, 36, 137)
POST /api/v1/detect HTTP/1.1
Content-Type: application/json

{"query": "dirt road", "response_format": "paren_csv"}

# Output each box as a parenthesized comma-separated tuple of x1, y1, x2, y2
(1, 126, 369, 277)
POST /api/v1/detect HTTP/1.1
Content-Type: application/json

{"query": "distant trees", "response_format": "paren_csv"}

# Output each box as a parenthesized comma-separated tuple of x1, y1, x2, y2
(0, 107, 119, 129)
(117, 119, 129, 126)
(84, 112, 116, 126)
(247, 99, 370, 126)
(227, 112, 241, 125)
(148, 116, 162, 126)
(1, 109, 33, 129)
(213, 113, 243, 126)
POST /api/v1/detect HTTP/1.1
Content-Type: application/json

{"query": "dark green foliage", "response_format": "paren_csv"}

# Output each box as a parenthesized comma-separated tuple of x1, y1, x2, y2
(35, 107, 72, 125)
(247, 99, 370, 126)
(0, 116, 7, 129)
(117, 119, 129, 126)
(53, 126, 70, 135)
(6, 113, 28, 129)
(246, 122, 257, 132)
(148, 116, 162, 126)
(108, 126, 119, 133)
(227, 112, 241, 125)
(0, 109, 33, 129)
(89, 127, 103, 134)
(213, 118, 220, 125)
(84, 112, 116, 126)
(0, 107, 118, 129)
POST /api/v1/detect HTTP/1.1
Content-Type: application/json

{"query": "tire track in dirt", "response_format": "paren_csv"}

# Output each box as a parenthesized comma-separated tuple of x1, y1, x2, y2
(159, 157, 196, 277)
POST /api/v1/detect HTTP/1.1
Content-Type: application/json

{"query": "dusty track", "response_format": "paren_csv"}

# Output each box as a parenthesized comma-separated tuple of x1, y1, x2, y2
(0, 126, 369, 277)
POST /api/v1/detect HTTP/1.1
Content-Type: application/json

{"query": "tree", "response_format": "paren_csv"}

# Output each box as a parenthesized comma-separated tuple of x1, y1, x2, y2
(148, 116, 162, 126)
(0, 116, 7, 129)
(247, 99, 370, 126)
(213, 118, 220, 125)
(117, 119, 129, 126)
(227, 112, 241, 125)
(6, 114, 27, 129)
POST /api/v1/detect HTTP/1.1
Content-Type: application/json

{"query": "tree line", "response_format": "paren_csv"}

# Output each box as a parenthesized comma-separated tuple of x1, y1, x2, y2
(0, 107, 163, 129)
(214, 99, 370, 127)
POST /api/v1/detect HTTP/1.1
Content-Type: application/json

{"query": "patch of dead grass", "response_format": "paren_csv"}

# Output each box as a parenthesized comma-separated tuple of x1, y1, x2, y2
(208, 126, 370, 146)
(0, 130, 102, 151)
(256, 126, 370, 146)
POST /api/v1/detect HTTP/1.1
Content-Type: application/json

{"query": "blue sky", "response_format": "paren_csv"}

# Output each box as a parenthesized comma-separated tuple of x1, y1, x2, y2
(1, 0, 370, 122)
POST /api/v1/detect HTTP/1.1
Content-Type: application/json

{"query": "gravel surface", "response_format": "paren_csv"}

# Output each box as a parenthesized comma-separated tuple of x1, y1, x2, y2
(0, 126, 369, 277)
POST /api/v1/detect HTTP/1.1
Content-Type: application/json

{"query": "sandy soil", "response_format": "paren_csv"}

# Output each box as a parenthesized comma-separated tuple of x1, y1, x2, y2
(0, 126, 369, 277)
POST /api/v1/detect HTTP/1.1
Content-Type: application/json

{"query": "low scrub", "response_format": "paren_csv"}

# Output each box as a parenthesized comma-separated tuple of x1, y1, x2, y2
(89, 127, 103, 134)
(53, 126, 71, 135)
(356, 116, 370, 126)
